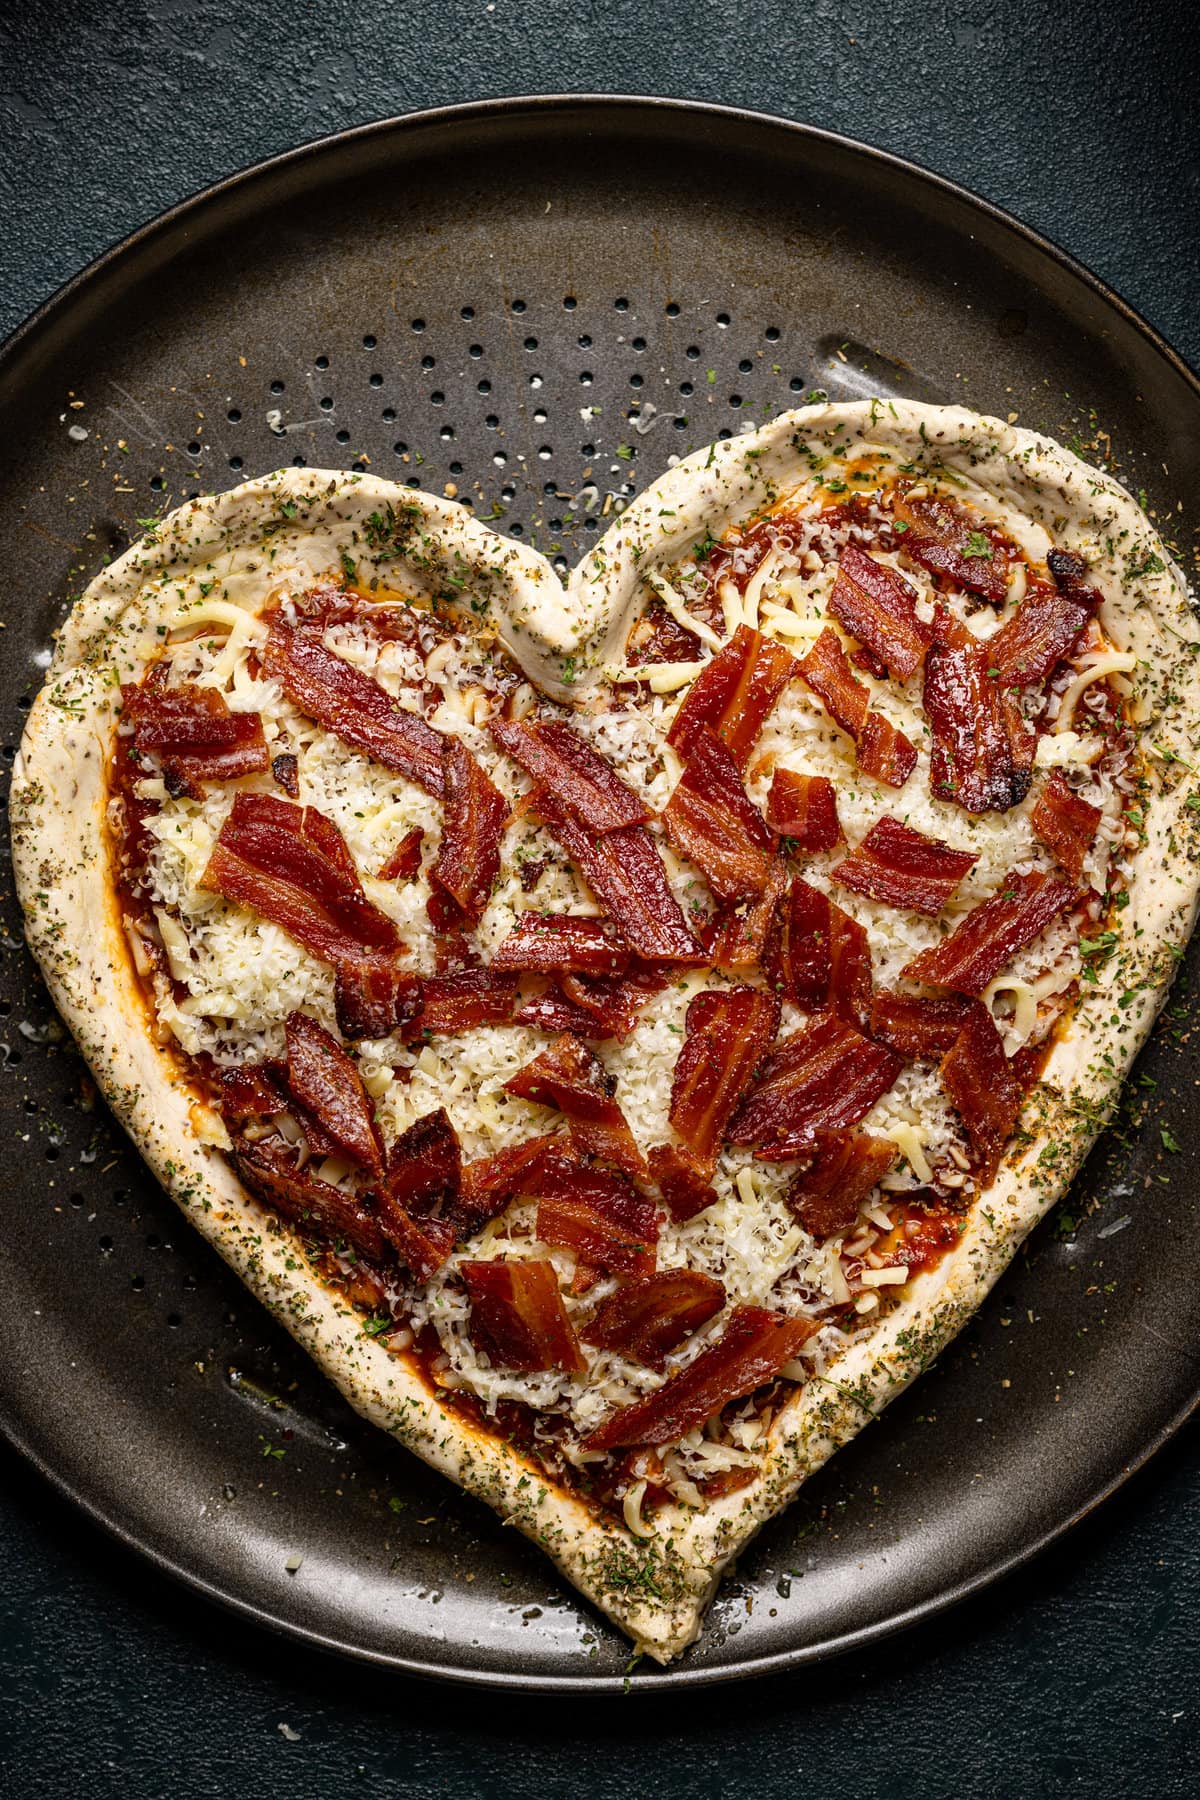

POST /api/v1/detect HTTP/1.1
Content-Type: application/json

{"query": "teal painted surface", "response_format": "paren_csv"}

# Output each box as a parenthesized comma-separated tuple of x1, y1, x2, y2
(0, 3, 1196, 1793)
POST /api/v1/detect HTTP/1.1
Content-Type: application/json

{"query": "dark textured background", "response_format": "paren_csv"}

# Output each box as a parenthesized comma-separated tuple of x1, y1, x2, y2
(1, 3, 1198, 1795)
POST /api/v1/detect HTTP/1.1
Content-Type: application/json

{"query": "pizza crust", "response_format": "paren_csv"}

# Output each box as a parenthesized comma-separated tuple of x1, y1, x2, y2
(13, 408, 1200, 1664)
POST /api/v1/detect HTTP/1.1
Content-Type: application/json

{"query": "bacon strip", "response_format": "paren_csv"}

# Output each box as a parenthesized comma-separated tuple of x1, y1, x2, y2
(786, 1131, 898, 1238)
(515, 966, 668, 1043)
(868, 990, 979, 1061)
(201, 793, 400, 965)
(284, 1011, 383, 1175)
(829, 544, 931, 680)
(648, 1144, 718, 1222)
(583, 1306, 817, 1451)
(216, 1061, 287, 1124)
(532, 1153, 659, 1279)
(661, 727, 776, 901)
(727, 1014, 901, 1158)
(582, 1271, 726, 1371)
(492, 914, 631, 975)
(261, 611, 446, 795)
(378, 826, 424, 883)
(705, 860, 787, 972)
(489, 717, 649, 833)
(797, 629, 917, 788)
(940, 1005, 1022, 1182)
(407, 969, 520, 1038)
(537, 794, 704, 963)
(122, 677, 269, 799)
(374, 1109, 462, 1279)
(429, 738, 507, 923)
(667, 625, 799, 771)
(832, 816, 976, 917)
(668, 987, 781, 1170)
(763, 878, 872, 1028)
(893, 490, 1010, 604)
(235, 1137, 386, 1263)
(901, 869, 1077, 995)
(923, 610, 1035, 813)
(988, 550, 1102, 686)
(333, 955, 421, 1040)
(764, 769, 841, 850)
(1030, 774, 1102, 880)
(505, 1033, 646, 1178)
(461, 1259, 585, 1374)
(459, 1134, 560, 1232)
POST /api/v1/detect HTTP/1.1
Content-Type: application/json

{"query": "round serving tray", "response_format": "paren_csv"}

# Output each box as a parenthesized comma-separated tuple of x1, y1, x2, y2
(0, 96, 1197, 1691)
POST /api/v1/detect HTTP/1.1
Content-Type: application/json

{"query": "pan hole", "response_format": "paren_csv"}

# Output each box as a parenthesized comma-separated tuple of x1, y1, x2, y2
(449, 460, 462, 474)
(187, 440, 201, 454)
(523, 337, 538, 352)
(766, 326, 781, 342)
(131, 1275, 145, 1292)
(227, 407, 241, 422)
(673, 417, 687, 430)
(460, 306, 474, 320)
(729, 394, 742, 407)
(405, 476, 420, 488)
(99, 1236, 113, 1254)
(229, 456, 243, 470)
(529, 374, 543, 389)
(666, 302, 681, 317)
(512, 299, 526, 314)
(578, 334, 592, 349)
(315, 355, 329, 370)
(369, 373, 384, 387)
(420, 355, 435, 370)
(630, 374, 644, 389)
(469, 344, 483, 359)
(579, 371, 593, 386)
(69, 1192, 84, 1209)
(430, 391, 445, 405)
(509, 522, 524, 535)
(382, 407, 396, 422)
(336, 429, 350, 444)
(439, 426, 454, 441)
(393, 441, 409, 456)
(319, 397, 333, 411)
(789, 377, 805, 392)
(500, 485, 516, 502)
(292, 454, 306, 467)
(738, 359, 752, 373)
(686, 345, 699, 360)
(493, 452, 507, 466)
(533, 409, 547, 424)
(580, 442, 595, 457)
(167, 1313, 181, 1329)
(270, 380, 285, 394)
(537, 445, 552, 460)
(411, 318, 426, 333)
(632, 337, 646, 352)
(351, 460, 367, 471)
(149, 476, 164, 491)
(716, 312, 731, 328)
(680, 381, 694, 396)
(614, 297, 629, 312)
(562, 296, 577, 310)
(485, 415, 499, 429)
(478, 380, 492, 395)
(362, 334, 377, 348)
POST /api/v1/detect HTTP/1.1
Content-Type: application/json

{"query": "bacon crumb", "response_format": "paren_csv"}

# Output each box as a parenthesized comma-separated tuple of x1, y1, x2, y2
(1030, 774, 1102, 880)
(505, 1033, 647, 1178)
(786, 1131, 898, 1238)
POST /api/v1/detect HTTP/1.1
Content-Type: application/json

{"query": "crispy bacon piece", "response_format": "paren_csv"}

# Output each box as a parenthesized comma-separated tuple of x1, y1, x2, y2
(583, 1271, 726, 1371)
(583, 1306, 817, 1451)
(727, 1014, 901, 1158)
(939, 1004, 1022, 1182)
(648, 1144, 719, 1222)
(429, 738, 507, 923)
(763, 878, 872, 1028)
(786, 1130, 898, 1238)
(515, 987, 613, 1039)
(489, 717, 649, 833)
(668, 987, 781, 1171)
(705, 859, 788, 971)
(661, 727, 776, 902)
(261, 610, 446, 796)
(504, 1033, 646, 1178)
(201, 792, 399, 964)
(868, 990, 980, 1061)
(378, 827, 424, 883)
(764, 769, 841, 850)
(532, 1152, 659, 1279)
(491, 913, 631, 975)
(334, 955, 421, 1040)
(667, 626, 799, 772)
(892, 490, 1011, 605)
(829, 544, 931, 680)
(988, 549, 1103, 686)
(235, 1137, 386, 1263)
(901, 869, 1077, 995)
(372, 1109, 462, 1279)
(122, 677, 269, 798)
(271, 752, 299, 798)
(1030, 774, 1102, 880)
(798, 629, 917, 788)
(558, 966, 669, 1037)
(832, 816, 976, 917)
(923, 609, 1035, 813)
(458, 1134, 560, 1231)
(284, 1011, 383, 1175)
(461, 1259, 585, 1374)
(537, 794, 704, 963)
(406, 969, 520, 1038)
(216, 1061, 287, 1124)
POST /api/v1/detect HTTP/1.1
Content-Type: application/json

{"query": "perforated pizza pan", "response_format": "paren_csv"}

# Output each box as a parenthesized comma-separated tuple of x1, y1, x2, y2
(1, 97, 1198, 1692)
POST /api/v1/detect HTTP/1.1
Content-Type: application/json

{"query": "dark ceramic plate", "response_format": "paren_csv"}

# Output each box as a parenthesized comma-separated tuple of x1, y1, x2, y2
(0, 97, 1197, 1692)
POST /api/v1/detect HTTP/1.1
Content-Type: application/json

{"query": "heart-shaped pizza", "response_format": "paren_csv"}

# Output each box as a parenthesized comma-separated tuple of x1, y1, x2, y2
(13, 400, 1198, 1663)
